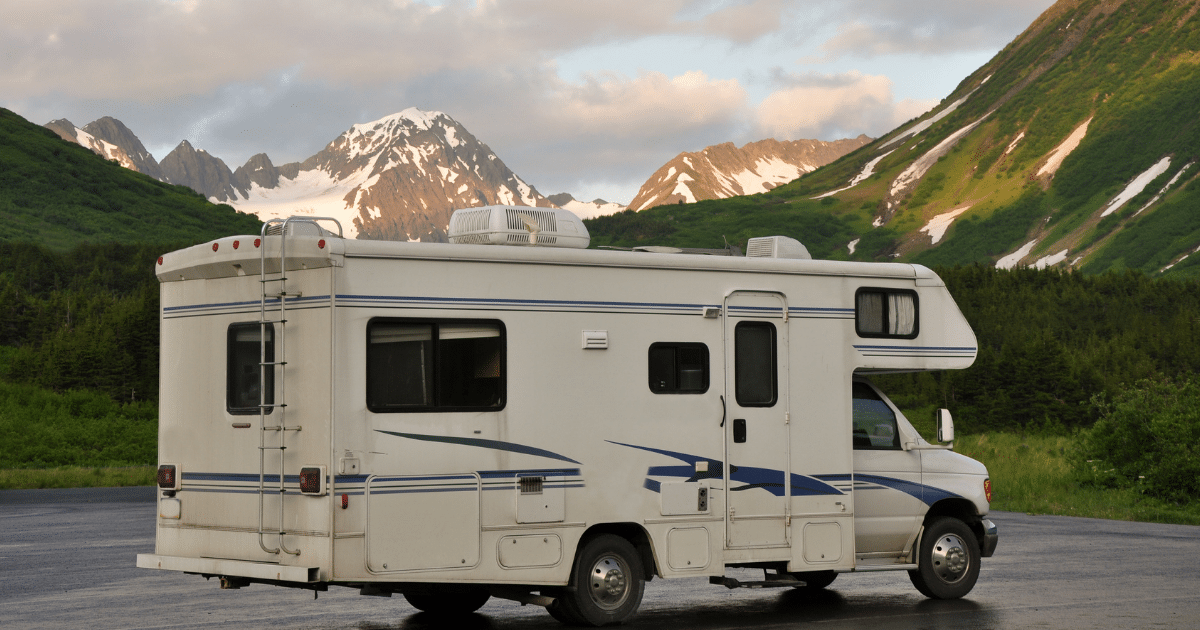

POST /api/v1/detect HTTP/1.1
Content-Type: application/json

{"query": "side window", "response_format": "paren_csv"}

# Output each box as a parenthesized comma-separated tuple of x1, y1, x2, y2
(734, 321, 776, 406)
(852, 382, 900, 450)
(648, 343, 709, 394)
(367, 319, 505, 412)
(856, 288, 918, 338)
(227, 323, 274, 415)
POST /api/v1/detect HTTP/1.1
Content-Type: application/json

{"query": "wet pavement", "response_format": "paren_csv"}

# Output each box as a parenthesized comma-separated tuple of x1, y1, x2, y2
(0, 487, 1197, 629)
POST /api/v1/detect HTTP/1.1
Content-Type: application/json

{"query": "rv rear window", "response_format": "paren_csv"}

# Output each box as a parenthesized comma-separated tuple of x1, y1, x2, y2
(227, 323, 274, 415)
(648, 343, 709, 394)
(855, 289, 918, 339)
(367, 319, 505, 412)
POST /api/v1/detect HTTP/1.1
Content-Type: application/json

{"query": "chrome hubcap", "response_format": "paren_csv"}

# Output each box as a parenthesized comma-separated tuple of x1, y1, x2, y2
(588, 554, 630, 610)
(931, 533, 969, 583)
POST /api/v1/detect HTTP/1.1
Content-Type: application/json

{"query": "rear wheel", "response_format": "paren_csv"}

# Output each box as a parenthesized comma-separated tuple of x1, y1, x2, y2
(790, 570, 837, 590)
(553, 534, 645, 626)
(403, 585, 491, 614)
(908, 517, 980, 599)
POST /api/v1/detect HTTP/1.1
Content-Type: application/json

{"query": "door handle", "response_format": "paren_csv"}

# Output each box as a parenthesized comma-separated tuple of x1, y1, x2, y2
(733, 419, 747, 443)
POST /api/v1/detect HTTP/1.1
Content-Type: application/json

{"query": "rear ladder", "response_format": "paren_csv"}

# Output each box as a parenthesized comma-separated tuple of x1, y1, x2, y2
(254, 216, 342, 556)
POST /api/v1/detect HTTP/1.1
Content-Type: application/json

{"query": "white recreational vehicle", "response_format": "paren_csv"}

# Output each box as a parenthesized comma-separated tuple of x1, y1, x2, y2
(138, 208, 997, 626)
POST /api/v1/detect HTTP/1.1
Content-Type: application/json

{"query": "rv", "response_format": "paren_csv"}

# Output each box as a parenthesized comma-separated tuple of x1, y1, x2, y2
(138, 208, 997, 626)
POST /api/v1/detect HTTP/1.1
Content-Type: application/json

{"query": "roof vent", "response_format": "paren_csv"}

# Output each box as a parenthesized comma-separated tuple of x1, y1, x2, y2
(448, 205, 590, 249)
(746, 236, 811, 260)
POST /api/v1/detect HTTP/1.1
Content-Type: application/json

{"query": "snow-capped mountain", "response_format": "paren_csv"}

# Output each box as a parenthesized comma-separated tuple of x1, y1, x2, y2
(81, 117, 164, 180)
(628, 136, 873, 211)
(44, 119, 141, 174)
(546, 193, 625, 219)
(230, 108, 553, 241)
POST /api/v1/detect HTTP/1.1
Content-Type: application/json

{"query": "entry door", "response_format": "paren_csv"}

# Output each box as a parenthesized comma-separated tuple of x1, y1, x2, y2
(724, 291, 790, 549)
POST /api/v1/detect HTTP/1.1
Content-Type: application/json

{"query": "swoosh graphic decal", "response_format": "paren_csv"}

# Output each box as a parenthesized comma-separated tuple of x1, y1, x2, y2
(376, 430, 581, 464)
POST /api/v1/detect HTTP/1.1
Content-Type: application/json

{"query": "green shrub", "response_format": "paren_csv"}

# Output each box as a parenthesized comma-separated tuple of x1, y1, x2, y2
(1075, 378, 1200, 503)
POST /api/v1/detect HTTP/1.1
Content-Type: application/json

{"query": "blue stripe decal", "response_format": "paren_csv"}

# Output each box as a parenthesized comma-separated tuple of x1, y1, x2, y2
(375, 430, 581, 464)
(815, 473, 963, 505)
(164, 295, 332, 313)
(607, 440, 842, 497)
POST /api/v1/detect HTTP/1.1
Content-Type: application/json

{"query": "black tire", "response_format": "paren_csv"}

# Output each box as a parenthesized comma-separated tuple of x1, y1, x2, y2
(403, 585, 491, 614)
(790, 570, 837, 590)
(554, 534, 645, 626)
(908, 517, 981, 599)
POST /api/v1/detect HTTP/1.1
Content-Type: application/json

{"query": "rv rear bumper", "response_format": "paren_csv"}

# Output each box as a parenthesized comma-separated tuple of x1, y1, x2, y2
(137, 553, 319, 583)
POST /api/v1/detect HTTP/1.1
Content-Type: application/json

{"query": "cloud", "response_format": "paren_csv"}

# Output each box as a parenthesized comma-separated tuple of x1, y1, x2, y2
(756, 70, 936, 140)
(817, 0, 1054, 58)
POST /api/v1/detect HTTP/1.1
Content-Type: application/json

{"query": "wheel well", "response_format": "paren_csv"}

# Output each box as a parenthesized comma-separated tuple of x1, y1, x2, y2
(924, 498, 986, 553)
(577, 523, 658, 581)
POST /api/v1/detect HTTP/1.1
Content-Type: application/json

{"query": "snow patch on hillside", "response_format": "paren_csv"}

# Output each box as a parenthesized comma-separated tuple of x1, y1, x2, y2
(813, 149, 894, 199)
(847, 238, 860, 255)
(881, 91, 975, 149)
(891, 114, 988, 197)
(997, 240, 1038, 270)
(1101, 157, 1171, 217)
(560, 199, 625, 220)
(1035, 249, 1069, 269)
(1136, 162, 1192, 216)
(920, 206, 971, 244)
(1036, 118, 1091, 178)
(1004, 132, 1025, 156)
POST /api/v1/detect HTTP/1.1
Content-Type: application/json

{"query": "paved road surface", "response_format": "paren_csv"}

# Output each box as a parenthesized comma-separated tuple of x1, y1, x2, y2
(1, 487, 1197, 629)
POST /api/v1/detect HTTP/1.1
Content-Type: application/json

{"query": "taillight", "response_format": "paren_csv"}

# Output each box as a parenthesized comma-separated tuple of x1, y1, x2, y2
(984, 478, 992, 503)
(157, 464, 180, 490)
(300, 466, 325, 496)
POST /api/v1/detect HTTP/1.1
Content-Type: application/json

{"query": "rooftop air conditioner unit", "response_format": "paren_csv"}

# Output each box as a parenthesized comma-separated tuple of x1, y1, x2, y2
(746, 236, 811, 260)
(447, 205, 590, 249)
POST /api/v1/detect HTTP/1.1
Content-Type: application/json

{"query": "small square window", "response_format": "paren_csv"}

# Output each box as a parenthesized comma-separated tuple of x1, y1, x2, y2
(856, 289, 918, 338)
(649, 343, 709, 394)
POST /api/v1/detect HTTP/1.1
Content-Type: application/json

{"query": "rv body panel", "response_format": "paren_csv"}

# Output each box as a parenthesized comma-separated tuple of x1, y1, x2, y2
(146, 230, 991, 610)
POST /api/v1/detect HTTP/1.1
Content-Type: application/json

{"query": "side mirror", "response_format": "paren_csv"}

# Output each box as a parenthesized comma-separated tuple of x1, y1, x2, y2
(936, 408, 954, 443)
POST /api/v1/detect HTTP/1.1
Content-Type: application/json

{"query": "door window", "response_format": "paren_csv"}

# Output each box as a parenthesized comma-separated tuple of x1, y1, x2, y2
(734, 321, 777, 406)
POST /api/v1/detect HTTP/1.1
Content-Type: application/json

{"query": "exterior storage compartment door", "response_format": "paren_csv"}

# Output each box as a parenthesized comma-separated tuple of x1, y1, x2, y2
(366, 473, 481, 572)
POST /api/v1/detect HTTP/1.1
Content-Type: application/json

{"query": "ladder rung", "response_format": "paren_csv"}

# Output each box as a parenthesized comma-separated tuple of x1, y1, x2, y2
(258, 319, 288, 324)
(259, 403, 288, 409)
(259, 361, 288, 367)
(260, 277, 288, 283)
(258, 446, 287, 451)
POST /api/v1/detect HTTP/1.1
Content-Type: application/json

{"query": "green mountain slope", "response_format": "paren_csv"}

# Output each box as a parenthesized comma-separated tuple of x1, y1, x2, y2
(0, 108, 262, 250)
(588, 0, 1200, 278)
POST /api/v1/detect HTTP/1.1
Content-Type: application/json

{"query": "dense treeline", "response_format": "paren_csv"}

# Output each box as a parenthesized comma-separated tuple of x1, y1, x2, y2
(0, 242, 175, 404)
(876, 265, 1200, 432)
(2, 243, 1198, 469)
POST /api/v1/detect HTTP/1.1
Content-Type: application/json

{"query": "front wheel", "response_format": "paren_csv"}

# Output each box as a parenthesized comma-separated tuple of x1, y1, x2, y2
(552, 534, 645, 626)
(908, 517, 981, 599)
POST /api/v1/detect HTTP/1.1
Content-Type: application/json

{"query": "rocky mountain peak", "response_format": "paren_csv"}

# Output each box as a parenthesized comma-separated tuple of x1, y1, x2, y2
(81, 117, 163, 180)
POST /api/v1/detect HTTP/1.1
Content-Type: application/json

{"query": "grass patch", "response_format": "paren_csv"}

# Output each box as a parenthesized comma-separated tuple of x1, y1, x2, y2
(956, 432, 1200, 526)
(0, 466, 155, 489)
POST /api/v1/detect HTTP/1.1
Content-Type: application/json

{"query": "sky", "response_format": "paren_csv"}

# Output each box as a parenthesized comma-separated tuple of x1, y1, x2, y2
(2, 0, 1055, 205)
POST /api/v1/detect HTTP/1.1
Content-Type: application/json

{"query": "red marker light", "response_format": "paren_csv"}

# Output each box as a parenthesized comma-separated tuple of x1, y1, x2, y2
(318, 239, 326, 249)
(984, 478, 992, 503)
(341, 494, 349, 510)
(157, 257, 164, 265)
(233, 240, 240, 249)
(254, 238, 261, 248)
(212, 242, 219, 252)
(157, 464, 178, 490)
